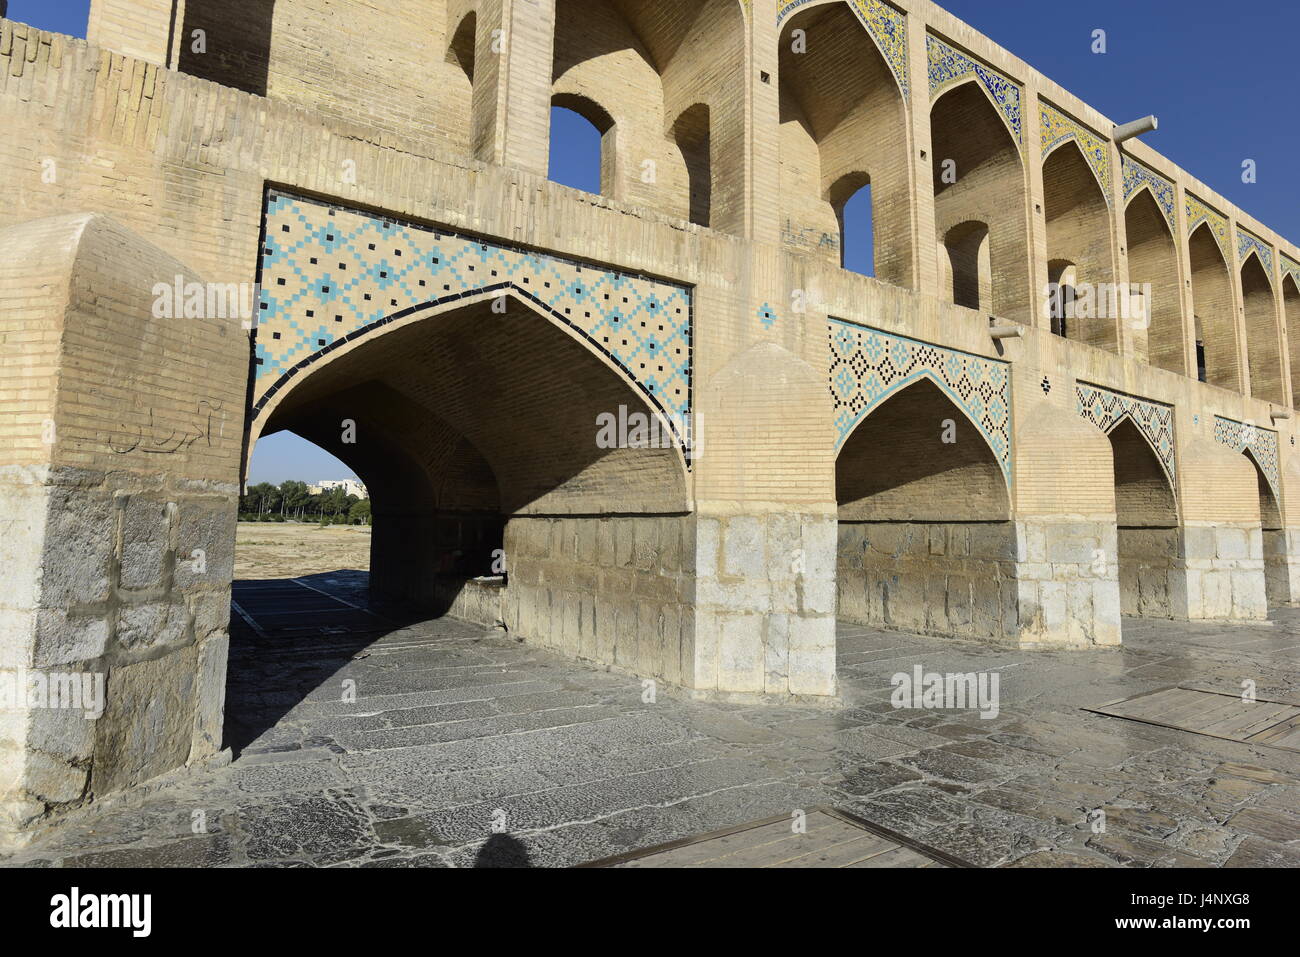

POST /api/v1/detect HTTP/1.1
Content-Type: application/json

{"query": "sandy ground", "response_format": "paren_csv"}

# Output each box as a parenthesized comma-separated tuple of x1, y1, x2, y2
(235, 521, 371, 579)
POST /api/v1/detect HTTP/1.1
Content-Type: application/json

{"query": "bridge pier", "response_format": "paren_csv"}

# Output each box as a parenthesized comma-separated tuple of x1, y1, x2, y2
(0, 214, 245, 849)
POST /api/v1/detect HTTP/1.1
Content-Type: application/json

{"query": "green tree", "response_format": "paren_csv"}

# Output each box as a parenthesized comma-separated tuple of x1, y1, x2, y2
(348, 498, 372, 526)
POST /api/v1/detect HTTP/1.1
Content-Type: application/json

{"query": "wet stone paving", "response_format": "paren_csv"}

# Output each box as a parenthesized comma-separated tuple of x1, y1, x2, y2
(5, 572, 1300, 868)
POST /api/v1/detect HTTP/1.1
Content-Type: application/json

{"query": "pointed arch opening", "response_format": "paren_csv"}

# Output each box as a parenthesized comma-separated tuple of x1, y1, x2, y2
(671, 104, 712, 227)
(778, 1, 911, 286)
(1107, 417, 1178, 618)
(1241, 254, 1284, 405)
(836, 378, 1014, 642)
(1046, 259, 1078, 338)
(943, 221, 991, 311)
(931, 82, 1030, 322)
(1042, 140, 1116, 352)
(245, 295, 691, 701)
(1286, 275, 1300, 409)
(1189, 224, 1239, 391)
(1241, 447, 1289, 605)
(1125, 189, 1184, 374)
(549, 95, 616, 196)
(829, 172, 875, 276)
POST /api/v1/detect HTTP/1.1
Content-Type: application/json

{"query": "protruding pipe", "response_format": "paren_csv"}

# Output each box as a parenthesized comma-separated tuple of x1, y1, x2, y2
(1270, 408, 1292, 422)
(1114, 115, 1159, 144)
(989, 324, 1024, 340)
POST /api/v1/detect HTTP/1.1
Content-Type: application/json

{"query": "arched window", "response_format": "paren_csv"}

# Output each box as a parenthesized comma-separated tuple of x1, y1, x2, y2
(671, 105, 711, 227)
(944, 221, 991, 311)
(829, 174, 874, 277)
(548, 98, 614, 196)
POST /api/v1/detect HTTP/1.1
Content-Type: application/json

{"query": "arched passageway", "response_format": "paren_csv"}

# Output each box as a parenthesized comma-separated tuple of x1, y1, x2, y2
(944, 221, 991, 311)
(550, 0, 744, 232)
(251, 296, 692, 672)
(778, 1, 910, 285)
(1241, 254, 1284, 405)
(549, 99, 613, 194)
(1243, 451, 1290, 605)
(836, 379, 1014, 641)
(1107, 419, 1178, 618)
(931, 82, 1029, 321)
(1124, 189, 1184, 373)
(1042, 141, 1116, 352)
(1189, 224, 1239, 391)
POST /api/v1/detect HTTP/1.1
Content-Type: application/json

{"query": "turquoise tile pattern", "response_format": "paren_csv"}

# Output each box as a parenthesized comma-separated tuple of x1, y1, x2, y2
(829, 319, 1012, 485)
(1075, 382, 1177, 492)
(1214, 415, 1281, 501)
(252, 190, 694, 453)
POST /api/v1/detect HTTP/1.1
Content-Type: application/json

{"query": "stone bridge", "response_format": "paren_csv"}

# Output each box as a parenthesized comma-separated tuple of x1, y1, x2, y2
(2, 0, 1299, 846)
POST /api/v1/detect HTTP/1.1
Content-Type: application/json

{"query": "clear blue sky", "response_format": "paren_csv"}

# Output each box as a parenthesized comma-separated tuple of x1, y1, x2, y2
(17, 0, 1298, 482)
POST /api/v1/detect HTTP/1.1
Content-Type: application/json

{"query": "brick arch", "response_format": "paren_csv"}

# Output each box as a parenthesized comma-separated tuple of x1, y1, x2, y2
(1241, 251, 1285, 405)
(1124, 187, 1185, 374)
(930, 81, 1031, 322)
(835, 377, 1015, 643)
(252, 191, 694, 465)
(552, 0, 745, 232)
(252, 287, 692, 486)
(830, 321, 1012, 489)
(778, 0, 912, 285)
(1042, 137, 1117, 352)
(1189, 221, 1240, 391)
(1285, 273, 1300, 408)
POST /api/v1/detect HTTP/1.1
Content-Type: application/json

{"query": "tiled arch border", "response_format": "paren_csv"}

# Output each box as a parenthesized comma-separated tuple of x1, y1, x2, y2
(1213, 415, 1281, 503)
(250, 188, 696, 463)
(828, 318, 1013, 488)
(776, 0, 911, 100)
(1075, 382, 1178, 495)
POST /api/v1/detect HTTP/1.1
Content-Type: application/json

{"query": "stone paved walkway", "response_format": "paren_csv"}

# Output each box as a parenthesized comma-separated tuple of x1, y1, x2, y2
(5, 572, 1299, 868)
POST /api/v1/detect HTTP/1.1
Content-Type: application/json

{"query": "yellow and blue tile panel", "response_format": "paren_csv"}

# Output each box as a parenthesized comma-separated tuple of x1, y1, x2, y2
(927, 34, 1022, 147)
(252, 190, 693, 448)
(1041, 103, 1111, 205)
(776, 0, 910, 99)
(1121, 157, 1176, 231)
(829, 319, 1012, 486)
(1237, 229, 1274, 275)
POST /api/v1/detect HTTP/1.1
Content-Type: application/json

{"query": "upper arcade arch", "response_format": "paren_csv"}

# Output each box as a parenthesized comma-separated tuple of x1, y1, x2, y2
(1241, 251, 1285, 406)
(930, 79, 1031, 323)
(550, 0, 745, 233)
(1042, 138, 1116, 353)
(777, 0, 912, 287)
(1124, 187, 1185, 374)
(1189, 221, 1240, 391)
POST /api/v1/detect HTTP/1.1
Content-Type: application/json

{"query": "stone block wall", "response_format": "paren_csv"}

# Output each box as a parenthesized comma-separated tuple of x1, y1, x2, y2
(1173, 523, 1268, 621)
(502, 515, 695, 686)
(1010, 519, 1121, 648)
(1117, 526, 1179, 617)
(838, 521, 1017, 642)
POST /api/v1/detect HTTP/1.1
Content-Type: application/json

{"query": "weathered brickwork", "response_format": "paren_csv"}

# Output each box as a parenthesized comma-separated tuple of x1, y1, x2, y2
(3, 0, 1300, 846)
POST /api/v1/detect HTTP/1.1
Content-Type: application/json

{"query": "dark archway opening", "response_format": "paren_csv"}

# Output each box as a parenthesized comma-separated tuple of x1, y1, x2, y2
(1108, 418, 1178, 619)
(836, 379, 1013, 641)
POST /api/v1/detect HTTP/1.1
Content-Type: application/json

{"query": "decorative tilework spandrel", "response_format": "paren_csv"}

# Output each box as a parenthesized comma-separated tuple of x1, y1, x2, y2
(254, 191, 693, 452)
(1040, 103, 1112, 205)
(829, 319, 1012, 485)
(1121, 156, 1176, 231)
(1237, 229, 1274, 275)
(927, 34, 1022, 146)
(1214, 416, 1280, 501)
(776, 0, 909, 98)
(1283, 255, 1300, 290)
(1186, 195, 1230, 259)
(1075, 383, 1177, 492)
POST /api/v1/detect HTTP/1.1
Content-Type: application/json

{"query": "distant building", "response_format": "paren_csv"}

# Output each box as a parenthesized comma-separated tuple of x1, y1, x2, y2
(309, 479, 368, 499)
